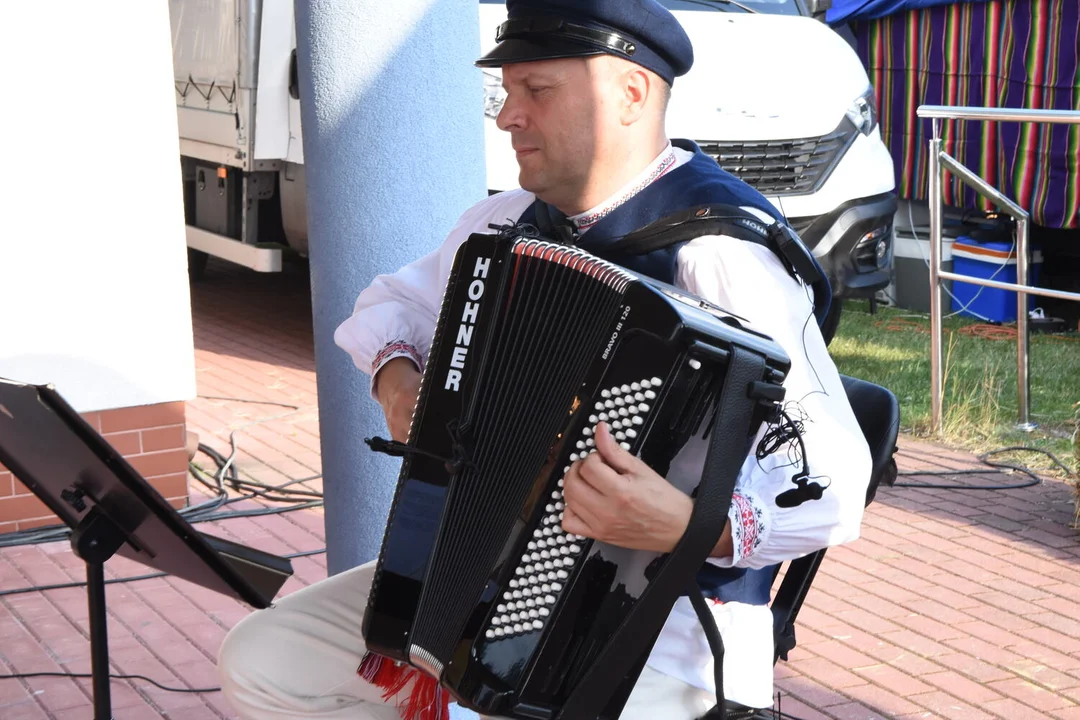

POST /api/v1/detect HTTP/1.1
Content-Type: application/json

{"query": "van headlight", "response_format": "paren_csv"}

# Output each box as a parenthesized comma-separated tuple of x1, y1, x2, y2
(846, 87, 879, 136)
(483, 71, 506, 120)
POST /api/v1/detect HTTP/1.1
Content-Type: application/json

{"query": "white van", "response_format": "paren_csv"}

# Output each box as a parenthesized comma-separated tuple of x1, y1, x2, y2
(174, 0, 895, 334)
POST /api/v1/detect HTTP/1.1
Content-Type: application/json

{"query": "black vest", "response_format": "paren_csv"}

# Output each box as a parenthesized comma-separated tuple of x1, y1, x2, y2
(519, 140, 779, 605)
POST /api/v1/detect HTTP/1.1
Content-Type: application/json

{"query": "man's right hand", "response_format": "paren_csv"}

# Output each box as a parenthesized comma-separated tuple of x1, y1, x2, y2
(374, 357, 423, 443)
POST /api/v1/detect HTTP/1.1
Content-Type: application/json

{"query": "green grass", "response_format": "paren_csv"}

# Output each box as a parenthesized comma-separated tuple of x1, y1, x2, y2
(829, 300, 1080, 478)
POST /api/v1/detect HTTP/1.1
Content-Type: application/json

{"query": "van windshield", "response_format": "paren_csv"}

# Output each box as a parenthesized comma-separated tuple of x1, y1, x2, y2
(660, 0, 802, 16)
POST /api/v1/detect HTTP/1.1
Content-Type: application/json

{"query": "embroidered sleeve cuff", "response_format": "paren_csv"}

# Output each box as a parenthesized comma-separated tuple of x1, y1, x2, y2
(370, 341, 424, 400)
(706, 491, 771, 569)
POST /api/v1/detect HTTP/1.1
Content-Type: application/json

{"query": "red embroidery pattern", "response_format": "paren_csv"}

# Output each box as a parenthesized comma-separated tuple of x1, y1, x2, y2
(373, 340, 423, 375)
(730, 492, 761, 560)
(574, 149, 678, 230)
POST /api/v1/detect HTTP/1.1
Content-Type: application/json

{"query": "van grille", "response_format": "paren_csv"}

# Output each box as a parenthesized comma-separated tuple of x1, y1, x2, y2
(698, 121, 856, 197)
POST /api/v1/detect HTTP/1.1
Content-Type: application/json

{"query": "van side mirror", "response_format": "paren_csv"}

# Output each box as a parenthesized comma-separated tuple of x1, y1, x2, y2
(804, 0, 832, 15)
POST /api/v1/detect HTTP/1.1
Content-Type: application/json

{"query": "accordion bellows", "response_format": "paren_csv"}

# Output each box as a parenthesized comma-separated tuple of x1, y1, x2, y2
(363, 230, 790, 719)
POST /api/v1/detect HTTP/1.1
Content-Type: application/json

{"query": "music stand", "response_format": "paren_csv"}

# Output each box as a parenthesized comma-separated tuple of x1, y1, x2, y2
(0, 378, 295, 720)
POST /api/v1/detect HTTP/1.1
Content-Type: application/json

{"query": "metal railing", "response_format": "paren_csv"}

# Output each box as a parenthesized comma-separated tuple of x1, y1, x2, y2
(917, 105, 1080, 433)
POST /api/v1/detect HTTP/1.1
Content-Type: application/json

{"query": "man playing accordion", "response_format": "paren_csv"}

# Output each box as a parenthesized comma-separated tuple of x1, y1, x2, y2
(217, 0, 872, 718)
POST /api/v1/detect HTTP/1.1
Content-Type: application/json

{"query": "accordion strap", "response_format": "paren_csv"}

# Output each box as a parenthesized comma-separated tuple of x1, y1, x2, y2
(556, 346, 768, 720)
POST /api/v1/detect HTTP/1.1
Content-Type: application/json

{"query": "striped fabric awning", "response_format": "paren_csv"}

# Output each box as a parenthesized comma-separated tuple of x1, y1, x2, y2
(852, 0, 1080, 229)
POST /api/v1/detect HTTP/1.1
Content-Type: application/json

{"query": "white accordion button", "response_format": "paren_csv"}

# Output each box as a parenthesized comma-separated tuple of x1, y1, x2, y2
(486, 630, 496, 639)
(492, 617, 502, 626)
(651, 377, 663, 386)
(586, 438, 595, 448)
(614, 397, 626, 407)
(641, 379, 652, 389)
(509, 579, 519, 589)
(604, 400, 615, 409)
(556, 570, 569, 580)
(532, 620, 544, 630)
(621, 384, 631, 393)
(515, 567, 525, 576)
(512, 590, 522, 599)
(497, 604, 507, 612)
(539, 607, 550, 617)
(514, 623, 524, 634)
(528, 609, 539, 619)
(569, 544, 582, 554)
(594, 402, 604, 411)
(638, 403, 649, 413)
(620, 442, 631, 451)
(525, 598, 536, 608)
(601, 389, 611, 398)
(615, 431, 626, 441)
(645, 390, 656, 400)
(632, 416, 643, 425)
(634, 392, 645, 402)
(576, 440, 586, 450)
(626, 429, 638, 439)
(631, 382, 642, 391)
(551, 582, 563, 592)
(542, 584, 552, 593)
(582, 427, 593, 437)
(544, 595, 556, 604)
(494, 628, 505, 637)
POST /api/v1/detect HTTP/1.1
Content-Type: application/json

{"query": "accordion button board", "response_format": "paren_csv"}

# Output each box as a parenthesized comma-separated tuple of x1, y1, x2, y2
(362, 231, 791, 719)
(484, 376, 662, 642)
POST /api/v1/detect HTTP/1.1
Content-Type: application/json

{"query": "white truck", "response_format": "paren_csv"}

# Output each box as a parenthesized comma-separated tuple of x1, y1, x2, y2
(171, 0, 896, 336)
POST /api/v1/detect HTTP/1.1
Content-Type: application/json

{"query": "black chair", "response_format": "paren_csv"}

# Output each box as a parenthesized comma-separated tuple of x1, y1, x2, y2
(769, 375, 901, 664)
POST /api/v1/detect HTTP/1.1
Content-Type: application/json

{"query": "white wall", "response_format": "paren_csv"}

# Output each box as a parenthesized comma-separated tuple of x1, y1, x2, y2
(0, 1, 196, 413)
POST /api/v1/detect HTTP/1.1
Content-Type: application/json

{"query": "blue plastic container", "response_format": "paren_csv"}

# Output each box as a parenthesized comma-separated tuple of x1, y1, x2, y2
(950, 238, 1042, 323)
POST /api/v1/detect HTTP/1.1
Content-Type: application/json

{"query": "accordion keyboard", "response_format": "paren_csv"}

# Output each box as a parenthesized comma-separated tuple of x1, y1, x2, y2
(486, 376, 664, 642)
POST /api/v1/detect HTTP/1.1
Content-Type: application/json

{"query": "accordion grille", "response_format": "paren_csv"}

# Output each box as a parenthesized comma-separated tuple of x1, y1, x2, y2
(411, 240, 630, 662)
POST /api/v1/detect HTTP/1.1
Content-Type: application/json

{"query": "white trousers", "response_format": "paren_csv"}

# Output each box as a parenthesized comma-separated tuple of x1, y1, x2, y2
(218, 561, 716, 719)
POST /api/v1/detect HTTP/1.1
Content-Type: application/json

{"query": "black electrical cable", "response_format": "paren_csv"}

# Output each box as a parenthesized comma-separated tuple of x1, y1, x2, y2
(0, 444, 324, 549)
(0, 548, 326, 598)
(0, 670, 220, 694)
(892, 446, 1075, 491)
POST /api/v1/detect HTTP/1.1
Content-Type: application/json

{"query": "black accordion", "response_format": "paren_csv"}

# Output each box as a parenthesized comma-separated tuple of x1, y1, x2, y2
(363, 230, 790, 719)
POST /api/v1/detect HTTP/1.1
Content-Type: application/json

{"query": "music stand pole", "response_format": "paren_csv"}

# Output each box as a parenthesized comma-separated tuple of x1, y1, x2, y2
(70, 504, 129, 720)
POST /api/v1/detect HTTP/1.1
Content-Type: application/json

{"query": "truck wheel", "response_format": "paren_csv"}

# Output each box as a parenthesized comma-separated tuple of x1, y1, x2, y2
(188, 249, 209, 281)
(820, 299, 843, 346)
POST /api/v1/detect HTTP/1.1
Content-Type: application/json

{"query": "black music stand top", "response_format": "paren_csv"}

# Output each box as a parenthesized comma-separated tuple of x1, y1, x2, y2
(0, 377, 292, 608)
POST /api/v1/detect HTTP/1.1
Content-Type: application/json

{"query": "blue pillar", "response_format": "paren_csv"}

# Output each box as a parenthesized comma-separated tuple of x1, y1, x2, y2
(295, 0, 487, 574)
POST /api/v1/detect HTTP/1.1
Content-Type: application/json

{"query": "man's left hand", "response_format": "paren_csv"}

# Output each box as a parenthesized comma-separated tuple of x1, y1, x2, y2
(561, 422, 693, 553)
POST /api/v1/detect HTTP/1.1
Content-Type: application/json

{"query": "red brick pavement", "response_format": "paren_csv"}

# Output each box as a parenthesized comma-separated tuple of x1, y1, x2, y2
(1, 256, 1078, 718)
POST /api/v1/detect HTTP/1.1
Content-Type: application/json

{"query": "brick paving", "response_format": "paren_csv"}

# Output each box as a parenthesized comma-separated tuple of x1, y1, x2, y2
(1, 255, 1078, 719)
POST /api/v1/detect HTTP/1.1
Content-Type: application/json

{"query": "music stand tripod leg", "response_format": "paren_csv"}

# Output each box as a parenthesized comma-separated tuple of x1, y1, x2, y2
(70, 504, 128, 720)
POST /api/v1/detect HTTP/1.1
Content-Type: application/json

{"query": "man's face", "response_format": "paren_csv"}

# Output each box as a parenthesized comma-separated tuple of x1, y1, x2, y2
(496, 58, 616, 209)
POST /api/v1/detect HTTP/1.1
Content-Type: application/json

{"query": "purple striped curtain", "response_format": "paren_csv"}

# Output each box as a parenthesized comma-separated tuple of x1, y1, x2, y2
(853, 0, 1080, 229)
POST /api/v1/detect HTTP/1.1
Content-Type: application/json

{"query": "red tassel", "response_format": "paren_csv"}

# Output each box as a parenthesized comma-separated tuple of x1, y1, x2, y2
(358, 651, 451, 720)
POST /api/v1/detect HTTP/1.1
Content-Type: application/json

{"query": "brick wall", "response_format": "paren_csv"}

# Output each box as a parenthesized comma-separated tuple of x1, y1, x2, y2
(0, 401, 190, 534)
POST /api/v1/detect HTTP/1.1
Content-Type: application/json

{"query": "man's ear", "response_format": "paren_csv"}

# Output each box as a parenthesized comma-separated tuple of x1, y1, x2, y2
(621, 66, 652, 125)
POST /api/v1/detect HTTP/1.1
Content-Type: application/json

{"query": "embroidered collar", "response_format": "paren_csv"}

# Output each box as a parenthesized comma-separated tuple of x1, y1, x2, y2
(569, 144, 679, 232)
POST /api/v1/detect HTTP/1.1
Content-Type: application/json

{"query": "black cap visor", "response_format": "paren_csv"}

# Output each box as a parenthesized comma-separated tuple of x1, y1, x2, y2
(476, 35, 607, 68)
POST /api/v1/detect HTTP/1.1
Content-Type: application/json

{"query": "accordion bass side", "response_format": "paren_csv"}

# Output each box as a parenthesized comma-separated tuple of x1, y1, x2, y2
(363, 231, 790, 719)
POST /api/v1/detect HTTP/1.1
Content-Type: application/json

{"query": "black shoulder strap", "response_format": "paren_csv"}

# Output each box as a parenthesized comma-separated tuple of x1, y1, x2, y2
(618, 204, 776, 256)
(555, 347, 768, 720)
(618, 204, 832, 328)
